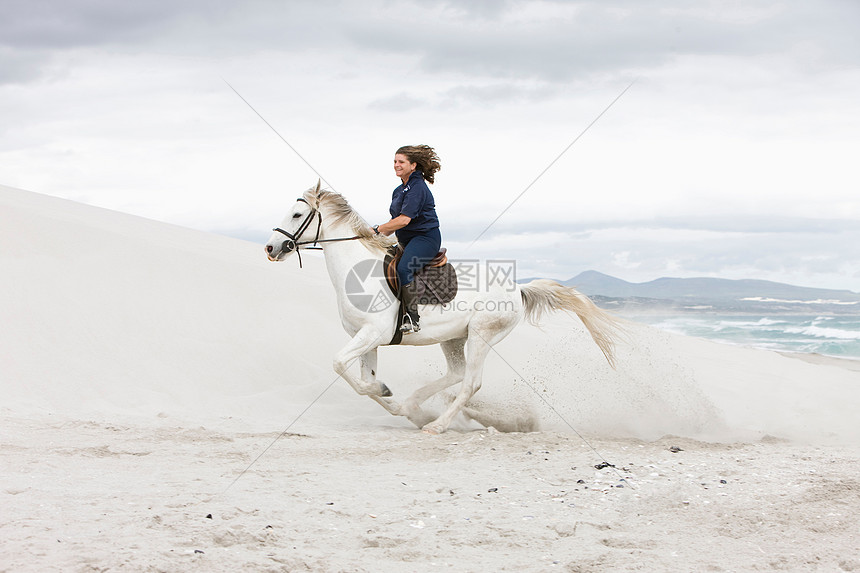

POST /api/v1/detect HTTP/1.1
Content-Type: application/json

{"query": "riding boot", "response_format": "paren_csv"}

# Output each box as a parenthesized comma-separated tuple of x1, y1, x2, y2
(400, 281, 421, 334)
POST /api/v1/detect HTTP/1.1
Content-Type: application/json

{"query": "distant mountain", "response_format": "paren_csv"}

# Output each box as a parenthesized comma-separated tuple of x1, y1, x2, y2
(565, 270, 860, 301)
(526, 270, 860, 314)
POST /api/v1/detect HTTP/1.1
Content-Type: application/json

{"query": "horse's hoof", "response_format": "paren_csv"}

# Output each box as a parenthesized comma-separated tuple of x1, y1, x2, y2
(422, 423, 444, 435)
(380, 382, 392, 397)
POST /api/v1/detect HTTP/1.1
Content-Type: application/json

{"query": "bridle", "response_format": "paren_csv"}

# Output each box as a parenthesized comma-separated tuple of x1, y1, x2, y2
(272, 197, 363, 268)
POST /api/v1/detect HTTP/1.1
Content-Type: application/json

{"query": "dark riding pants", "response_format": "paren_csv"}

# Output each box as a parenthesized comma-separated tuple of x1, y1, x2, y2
(396, 227, 442, 286)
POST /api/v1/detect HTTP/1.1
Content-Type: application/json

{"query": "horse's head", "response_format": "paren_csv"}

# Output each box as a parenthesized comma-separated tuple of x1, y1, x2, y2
(265, 181, 323, 262)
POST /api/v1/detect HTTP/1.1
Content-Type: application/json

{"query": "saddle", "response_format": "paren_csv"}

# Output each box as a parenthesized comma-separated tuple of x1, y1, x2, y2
(383, 245, 459, 345)
(384, 246, 458, 303)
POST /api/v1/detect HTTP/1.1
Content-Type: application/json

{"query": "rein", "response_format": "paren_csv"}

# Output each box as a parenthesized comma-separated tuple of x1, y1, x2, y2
(272, 197, 362, 268)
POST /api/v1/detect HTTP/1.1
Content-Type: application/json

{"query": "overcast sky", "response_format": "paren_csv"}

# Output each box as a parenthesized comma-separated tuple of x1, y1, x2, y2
(2, 0, 860, 291)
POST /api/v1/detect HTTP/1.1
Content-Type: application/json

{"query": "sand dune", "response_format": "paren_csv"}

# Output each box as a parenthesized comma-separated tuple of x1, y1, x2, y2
(2, 184, 858, 571)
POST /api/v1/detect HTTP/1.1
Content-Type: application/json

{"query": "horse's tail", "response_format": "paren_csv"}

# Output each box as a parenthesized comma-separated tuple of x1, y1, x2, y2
(519, 279, 623, 368)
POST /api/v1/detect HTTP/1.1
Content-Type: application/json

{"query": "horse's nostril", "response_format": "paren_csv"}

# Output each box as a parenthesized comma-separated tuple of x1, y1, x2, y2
(266, 244, 273, 254)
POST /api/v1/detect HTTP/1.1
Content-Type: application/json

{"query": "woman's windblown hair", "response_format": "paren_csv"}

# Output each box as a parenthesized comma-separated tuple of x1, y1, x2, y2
(396, 145, 441, 184)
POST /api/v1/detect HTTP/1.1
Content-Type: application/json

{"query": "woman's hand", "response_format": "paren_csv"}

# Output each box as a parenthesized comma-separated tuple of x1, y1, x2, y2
(376, 215, 411, 236)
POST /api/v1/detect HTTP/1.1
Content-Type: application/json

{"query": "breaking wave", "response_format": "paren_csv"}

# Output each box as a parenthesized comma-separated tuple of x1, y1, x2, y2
(627, 314, 860, 359)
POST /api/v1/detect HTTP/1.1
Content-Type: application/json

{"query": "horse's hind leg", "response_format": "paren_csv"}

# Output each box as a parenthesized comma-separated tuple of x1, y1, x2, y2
(401, 338, 466, 428)
(422, 334, 492, 435)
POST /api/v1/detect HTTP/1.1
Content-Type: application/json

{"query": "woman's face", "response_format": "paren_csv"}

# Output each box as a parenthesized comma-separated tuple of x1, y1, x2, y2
(393, 153, 416, 181)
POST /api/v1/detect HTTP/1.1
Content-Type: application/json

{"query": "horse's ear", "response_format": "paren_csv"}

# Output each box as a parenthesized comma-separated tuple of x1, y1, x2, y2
(303, 180, 322, 208)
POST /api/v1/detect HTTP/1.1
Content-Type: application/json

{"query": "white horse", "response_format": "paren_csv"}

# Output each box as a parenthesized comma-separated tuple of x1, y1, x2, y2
(266, 182, 622, 434)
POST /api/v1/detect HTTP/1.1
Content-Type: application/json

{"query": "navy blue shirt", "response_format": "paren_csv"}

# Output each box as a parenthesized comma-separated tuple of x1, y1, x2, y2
(389, 170, 440, 242)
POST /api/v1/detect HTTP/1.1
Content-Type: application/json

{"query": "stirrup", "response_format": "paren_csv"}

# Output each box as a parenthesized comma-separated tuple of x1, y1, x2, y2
(400, 314, 420, 334)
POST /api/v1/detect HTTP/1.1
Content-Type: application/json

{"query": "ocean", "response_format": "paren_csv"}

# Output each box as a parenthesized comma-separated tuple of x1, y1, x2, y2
(625, 314, 860, 361)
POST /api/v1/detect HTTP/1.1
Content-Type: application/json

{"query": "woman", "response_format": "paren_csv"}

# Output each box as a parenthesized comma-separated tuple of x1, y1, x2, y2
(373, 145, 442, 334)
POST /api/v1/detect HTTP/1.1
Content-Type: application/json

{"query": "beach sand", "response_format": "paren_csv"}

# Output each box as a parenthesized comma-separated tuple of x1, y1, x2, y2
(780, 351, 860, 372)
(2, 184, 858, 572)
(3, 415, 858, 572)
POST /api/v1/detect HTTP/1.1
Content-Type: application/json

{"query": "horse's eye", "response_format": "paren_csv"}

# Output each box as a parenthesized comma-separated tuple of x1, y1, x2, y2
(292, 213, 302, 218)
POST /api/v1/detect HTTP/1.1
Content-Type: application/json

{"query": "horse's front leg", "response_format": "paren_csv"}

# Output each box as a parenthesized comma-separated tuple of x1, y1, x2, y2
(358, 349, 404, 416)
(358, 348, 394, 399)
(333, 328, 401, 415)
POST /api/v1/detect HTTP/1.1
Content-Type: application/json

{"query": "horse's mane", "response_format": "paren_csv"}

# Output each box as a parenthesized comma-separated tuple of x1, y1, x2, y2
(303, 187, 396, 254)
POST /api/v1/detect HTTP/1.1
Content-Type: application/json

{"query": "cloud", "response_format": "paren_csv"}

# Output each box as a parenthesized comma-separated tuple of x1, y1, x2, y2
(2, 0, 860, 292)
(438, 215, 860, 290)
(0, 1, 175, 49)
(348, 0, 860, 82)
(0, 47, 46, 85)
(0, 0, 349, 85)
(367, 92, 428, 112)
(446, 215, 860, 239)
(7, 0, 857, 87)
(368, 82, 558, 112)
